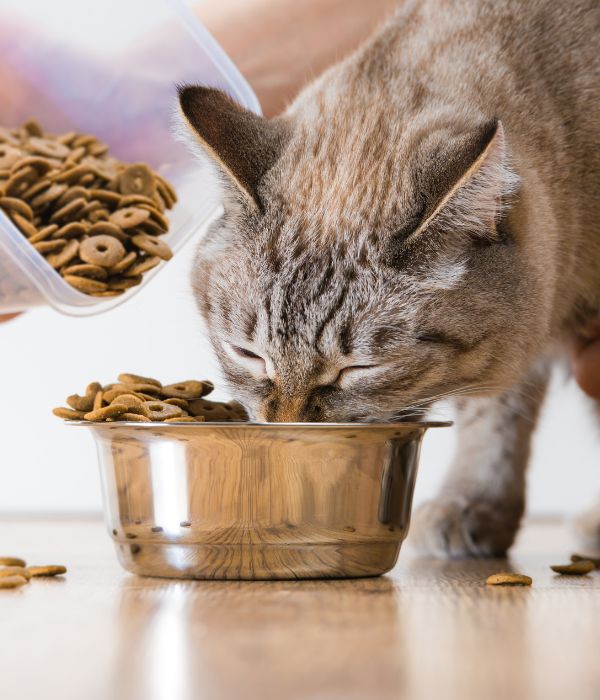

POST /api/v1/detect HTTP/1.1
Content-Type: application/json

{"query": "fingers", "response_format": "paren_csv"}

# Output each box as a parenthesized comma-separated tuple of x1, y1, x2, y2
(572, 322, 600, 354)
(0, 313, 21, 324)
(572, 333, 600, 400)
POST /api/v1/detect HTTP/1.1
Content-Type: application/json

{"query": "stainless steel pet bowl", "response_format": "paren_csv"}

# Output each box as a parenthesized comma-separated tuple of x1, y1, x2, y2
(73, 421, 449, 580)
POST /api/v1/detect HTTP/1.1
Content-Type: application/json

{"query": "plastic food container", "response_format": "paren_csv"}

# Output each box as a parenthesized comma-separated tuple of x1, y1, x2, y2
(0, 0, 259, 315)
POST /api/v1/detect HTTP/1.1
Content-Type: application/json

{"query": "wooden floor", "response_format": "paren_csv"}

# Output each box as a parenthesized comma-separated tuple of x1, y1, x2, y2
(0, 517, 599, 700)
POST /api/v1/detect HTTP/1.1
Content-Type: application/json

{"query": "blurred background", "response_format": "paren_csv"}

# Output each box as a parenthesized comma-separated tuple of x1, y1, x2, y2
(0, 0, 598, 519)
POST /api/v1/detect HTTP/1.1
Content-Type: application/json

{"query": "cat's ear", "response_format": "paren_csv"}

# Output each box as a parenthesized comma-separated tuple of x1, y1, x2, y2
(406, 120, 518, 245)
(178, 85, 288, 210)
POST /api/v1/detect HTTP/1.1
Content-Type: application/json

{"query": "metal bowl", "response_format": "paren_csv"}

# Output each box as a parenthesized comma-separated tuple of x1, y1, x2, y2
(73, 421, 449, 580)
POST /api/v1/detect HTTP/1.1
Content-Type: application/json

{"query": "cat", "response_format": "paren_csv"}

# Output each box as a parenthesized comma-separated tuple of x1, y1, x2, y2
(178, 0, 600, 558)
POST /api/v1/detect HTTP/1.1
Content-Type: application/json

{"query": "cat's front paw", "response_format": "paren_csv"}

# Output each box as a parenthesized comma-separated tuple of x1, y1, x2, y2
(409, 497, 523, 558)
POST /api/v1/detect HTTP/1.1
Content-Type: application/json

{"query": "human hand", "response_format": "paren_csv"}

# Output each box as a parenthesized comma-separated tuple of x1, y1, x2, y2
(572, 324, 600, 400)
(0, 314, 21, 324)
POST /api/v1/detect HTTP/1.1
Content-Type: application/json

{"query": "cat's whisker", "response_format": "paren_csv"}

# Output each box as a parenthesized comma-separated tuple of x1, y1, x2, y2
(413, 378, 543, 425)
(399, 384, 506, 412)
(479, 350, 541, 384)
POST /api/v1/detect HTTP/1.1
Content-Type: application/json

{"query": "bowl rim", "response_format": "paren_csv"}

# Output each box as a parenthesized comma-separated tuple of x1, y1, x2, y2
(65, 420, 452, 430)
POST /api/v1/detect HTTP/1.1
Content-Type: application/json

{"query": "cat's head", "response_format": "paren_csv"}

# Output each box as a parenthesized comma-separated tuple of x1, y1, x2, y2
(178, 86, 532, 422)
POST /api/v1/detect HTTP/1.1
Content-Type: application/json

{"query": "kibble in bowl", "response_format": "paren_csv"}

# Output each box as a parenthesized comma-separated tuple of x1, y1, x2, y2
(53, 373, 248, 423)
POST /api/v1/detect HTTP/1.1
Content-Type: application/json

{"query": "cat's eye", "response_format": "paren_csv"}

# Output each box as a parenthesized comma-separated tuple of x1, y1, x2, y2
(224, 342, 268, 378)
(232, 345, 262, 360)
(416, 333, 445, 344)
(335, 364, 379, 387)
(416, 331, 463, 350)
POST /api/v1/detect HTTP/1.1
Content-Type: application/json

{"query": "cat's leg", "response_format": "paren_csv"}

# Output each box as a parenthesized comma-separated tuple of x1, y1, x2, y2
(410, 360, 551, 558)
(573, 401, 600, 549)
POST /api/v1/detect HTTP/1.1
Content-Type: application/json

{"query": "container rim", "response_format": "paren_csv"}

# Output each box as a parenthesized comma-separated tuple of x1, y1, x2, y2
(65, 420, 452, 430)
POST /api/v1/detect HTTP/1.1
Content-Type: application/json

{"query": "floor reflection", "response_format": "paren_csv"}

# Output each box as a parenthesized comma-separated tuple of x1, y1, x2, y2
(394, 556, 535, 699)
(110, 575, 406, 700)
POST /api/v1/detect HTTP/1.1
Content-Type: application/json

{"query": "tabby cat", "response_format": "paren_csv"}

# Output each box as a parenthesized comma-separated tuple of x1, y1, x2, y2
(178, 0, 600, 557)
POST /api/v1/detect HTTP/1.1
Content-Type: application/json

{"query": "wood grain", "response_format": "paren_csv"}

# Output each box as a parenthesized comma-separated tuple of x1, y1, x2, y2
(0, 517, 599, 700)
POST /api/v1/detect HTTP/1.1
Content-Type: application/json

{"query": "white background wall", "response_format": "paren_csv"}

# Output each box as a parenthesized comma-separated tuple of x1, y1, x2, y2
(1, 231, 598, 517)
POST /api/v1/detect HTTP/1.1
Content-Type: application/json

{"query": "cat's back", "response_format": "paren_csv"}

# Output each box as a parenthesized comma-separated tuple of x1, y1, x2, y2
(382, 0, 600, 306)
(386, 0, 599, 154)
(371, 0, 600, 258)
(460, 0, 598, 134)
(308, 0, 600, 209)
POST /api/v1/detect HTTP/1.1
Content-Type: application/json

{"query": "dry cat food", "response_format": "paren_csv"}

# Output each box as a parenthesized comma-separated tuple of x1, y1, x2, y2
(485, 572, 533, 586)
(0, 575, 28, 589)
(0, 566, 32, 581)
(27, 565, 68, 577)
(550, 560, 595, 575)
(571, 553, 600, 568)
(53, 373, 248, 423)
(486, 552, 600, 586)
(0, 556, 67, 590)
(0, 119, 177, 298)
(0, 556, 26, 567)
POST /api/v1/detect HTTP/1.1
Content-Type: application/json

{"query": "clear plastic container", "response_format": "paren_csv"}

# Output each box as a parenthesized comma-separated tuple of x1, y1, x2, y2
(0, 0, 259, 315)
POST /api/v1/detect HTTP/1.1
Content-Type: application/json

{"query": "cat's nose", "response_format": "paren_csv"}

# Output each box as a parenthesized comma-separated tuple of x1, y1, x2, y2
(261, 389, 326, 422)
(262, 395, 304, 422)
